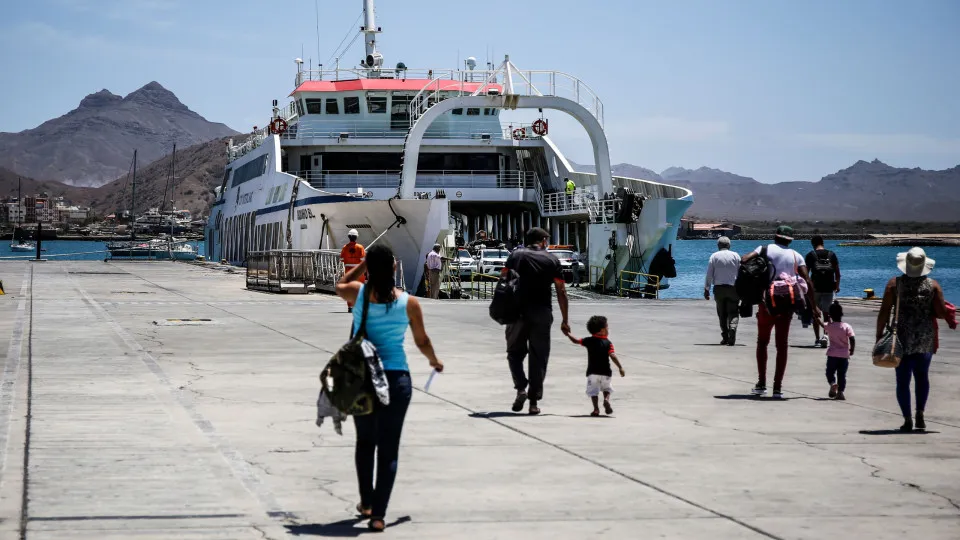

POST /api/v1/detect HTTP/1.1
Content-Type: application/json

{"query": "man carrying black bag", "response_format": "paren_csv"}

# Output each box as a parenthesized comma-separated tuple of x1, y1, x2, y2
(498, 227, 570, 415)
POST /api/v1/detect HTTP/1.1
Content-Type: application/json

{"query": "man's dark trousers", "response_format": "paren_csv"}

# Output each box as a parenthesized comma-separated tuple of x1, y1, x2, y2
(505, 307, 553, 401)
(714, 284, 739, 344)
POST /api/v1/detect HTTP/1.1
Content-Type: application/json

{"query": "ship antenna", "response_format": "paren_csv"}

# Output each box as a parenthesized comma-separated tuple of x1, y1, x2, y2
(362, 0, 383, 74)
(314, 0, 321, 72)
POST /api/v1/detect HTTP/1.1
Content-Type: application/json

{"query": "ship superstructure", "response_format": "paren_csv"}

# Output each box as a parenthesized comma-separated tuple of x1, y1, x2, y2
(206, 0, 693, 293)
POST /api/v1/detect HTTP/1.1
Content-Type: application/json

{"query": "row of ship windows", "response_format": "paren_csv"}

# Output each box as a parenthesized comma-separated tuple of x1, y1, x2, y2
(298, 96, 499, 117)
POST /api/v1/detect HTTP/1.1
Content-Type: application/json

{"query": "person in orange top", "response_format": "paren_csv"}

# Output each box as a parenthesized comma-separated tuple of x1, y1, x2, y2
(340, 229, 366, 312)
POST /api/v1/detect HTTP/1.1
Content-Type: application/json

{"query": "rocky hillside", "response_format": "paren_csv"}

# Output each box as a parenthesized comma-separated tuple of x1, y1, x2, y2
(86, 138, 230, 217)
(0, 137, 230, 218)
(0, 82, 236, 187)
(660, 166, 758, 185)
(0, 167, 89, 203)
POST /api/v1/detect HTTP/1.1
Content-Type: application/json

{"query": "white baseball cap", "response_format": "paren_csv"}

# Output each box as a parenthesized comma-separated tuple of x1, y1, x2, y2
(348, 229, 358, 237)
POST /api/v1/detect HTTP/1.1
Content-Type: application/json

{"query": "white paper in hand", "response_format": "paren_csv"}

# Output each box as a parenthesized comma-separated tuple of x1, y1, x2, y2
(423, 369, 439, 393)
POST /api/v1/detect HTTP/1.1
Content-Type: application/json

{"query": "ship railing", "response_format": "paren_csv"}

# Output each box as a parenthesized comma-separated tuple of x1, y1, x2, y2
(312, 249, 345, 293)
(246, 249, 404, 294)
(535, 183, 616, 223)
(409, 69, 604, 127)
(618, 270, 660, 299)
(588, 199, 618, 224)
(227, 126, 271, 163)
(280, 122, 541, 141)
(281, 100, 299, 122)
(589, 265, 611, 293)
(290, 170, 536, 190)
(566, 171, 693, 201)
(245, 249, 316, 294)
(295, 68, 493, 87)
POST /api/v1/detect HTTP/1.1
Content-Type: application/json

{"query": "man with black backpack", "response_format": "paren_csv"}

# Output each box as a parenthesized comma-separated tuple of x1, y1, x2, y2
(500, 227, 570, 415)
(805, 235, 841, 348)
(740, 225, 818, 399)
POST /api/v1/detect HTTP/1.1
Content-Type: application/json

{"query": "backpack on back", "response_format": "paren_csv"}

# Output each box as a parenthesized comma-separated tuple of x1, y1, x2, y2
(810, 249, 836, 292)
(764, 276, 804, 316)
(320, 287, 378, 416)
(489, 267, 522, 325)
(735, 246, 771, 305)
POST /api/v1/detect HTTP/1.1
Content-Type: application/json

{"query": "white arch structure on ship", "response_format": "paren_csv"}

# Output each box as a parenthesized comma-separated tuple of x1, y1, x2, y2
(398, 94, 613, 200)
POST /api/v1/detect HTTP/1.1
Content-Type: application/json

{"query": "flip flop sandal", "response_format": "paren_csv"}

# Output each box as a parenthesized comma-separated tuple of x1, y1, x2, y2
(590, 410, 600, 417)
(356, 503, 372, 518)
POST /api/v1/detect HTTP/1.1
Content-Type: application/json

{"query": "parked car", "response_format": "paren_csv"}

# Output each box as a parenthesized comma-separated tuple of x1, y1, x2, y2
(476, 248, 510, 276)
(548, 246, 578, 283)
(450, 249, 476, 278)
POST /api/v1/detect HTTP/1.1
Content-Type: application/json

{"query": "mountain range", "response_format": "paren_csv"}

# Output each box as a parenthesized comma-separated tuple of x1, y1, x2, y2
(574, 161, 960, 222)
(1, 83, 957, 222)
(0, 82, 236, 187)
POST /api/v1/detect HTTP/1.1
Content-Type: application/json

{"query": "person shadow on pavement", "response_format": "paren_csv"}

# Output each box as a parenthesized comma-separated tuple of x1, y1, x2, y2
(859, 429, 938, 435)
(285, 516, 411, 537)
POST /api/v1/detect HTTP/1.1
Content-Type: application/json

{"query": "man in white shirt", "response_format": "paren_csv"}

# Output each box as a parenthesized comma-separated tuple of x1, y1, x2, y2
(425, 243, 444, 299)
(740, 225, 817, 398)
(704, 236, 741, 346)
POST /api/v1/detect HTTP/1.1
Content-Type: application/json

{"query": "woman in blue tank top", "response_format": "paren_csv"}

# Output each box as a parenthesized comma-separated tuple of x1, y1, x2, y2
(336, 244, 443, 532)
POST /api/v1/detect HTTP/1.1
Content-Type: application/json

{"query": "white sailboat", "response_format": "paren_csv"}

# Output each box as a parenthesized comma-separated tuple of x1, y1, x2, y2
(165, 144, 198, 261)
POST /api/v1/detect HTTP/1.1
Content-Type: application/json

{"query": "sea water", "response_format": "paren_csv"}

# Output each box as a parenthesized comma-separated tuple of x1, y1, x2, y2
(666, 240, 960, 305)
(0, 240, 206, 262)
(6, 239, 955, 305)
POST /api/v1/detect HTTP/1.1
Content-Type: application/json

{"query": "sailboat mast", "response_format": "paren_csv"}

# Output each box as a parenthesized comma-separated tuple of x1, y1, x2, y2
(131, 149, 137, 240)
(170, 143, 176, 237)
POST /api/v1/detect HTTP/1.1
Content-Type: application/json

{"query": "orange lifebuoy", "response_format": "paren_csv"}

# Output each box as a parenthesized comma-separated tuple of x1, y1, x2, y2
(532, 119, 548, 136)
(512, 128, 525, 140)
(270, 118, 288, 135)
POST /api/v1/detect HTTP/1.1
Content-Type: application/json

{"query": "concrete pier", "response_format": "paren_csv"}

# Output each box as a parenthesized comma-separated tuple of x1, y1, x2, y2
(0, 261, 957, 539)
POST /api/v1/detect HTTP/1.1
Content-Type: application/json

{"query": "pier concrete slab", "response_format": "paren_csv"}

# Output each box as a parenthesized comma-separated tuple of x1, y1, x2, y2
(0, 260, 956, 539)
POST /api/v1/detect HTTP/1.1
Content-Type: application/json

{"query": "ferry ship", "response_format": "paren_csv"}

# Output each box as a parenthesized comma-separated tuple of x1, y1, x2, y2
(205, 0, 693, 293)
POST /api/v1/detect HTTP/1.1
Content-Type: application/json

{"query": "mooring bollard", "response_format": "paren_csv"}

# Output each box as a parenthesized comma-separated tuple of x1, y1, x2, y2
(863, 288, 875, 299)
(36, 222, 43, 260)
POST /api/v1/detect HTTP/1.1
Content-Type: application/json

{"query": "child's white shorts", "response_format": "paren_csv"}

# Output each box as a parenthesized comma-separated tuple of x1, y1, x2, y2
(586, 374, 613, 397)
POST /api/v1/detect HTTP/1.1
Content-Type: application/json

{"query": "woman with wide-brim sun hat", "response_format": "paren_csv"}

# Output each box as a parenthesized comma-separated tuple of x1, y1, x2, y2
(875, 247, 951, 432)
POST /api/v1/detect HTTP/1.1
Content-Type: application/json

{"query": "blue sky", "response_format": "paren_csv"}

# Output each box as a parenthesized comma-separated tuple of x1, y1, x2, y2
(1, 0, 958, 183)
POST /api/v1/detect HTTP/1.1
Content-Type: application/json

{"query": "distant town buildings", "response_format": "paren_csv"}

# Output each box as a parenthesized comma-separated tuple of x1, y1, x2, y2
(678, 219, 742, 239)
(1, 195, 91, 226)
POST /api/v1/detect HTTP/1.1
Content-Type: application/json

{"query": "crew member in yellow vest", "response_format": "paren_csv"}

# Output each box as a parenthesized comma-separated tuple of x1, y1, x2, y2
(565, 177, 576, 209)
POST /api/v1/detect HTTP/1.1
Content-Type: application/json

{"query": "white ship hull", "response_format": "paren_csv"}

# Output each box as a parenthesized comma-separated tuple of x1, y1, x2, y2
(205, 138, 448, 291)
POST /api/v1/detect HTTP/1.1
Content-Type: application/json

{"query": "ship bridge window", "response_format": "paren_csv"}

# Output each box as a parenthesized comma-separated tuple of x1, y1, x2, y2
(418, 153, 498, 171)
(232, 155, 268, 186)
(451, 108, 463, 115)
(325, 99, 339, 114)
(320, 152, 402, 170)
(367, 94, 387, 114)
(390, 94, 413, 130)
(466, 108, 480, 116)
(344, 96, 360, 114)
(295, 100, 304, 116)
(305, 99, 324, 115)
(483, 108, 499, 116)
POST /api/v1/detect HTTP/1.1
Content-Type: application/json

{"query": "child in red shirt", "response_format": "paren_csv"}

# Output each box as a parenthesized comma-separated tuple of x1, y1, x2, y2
(564, 316, 625, 416)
